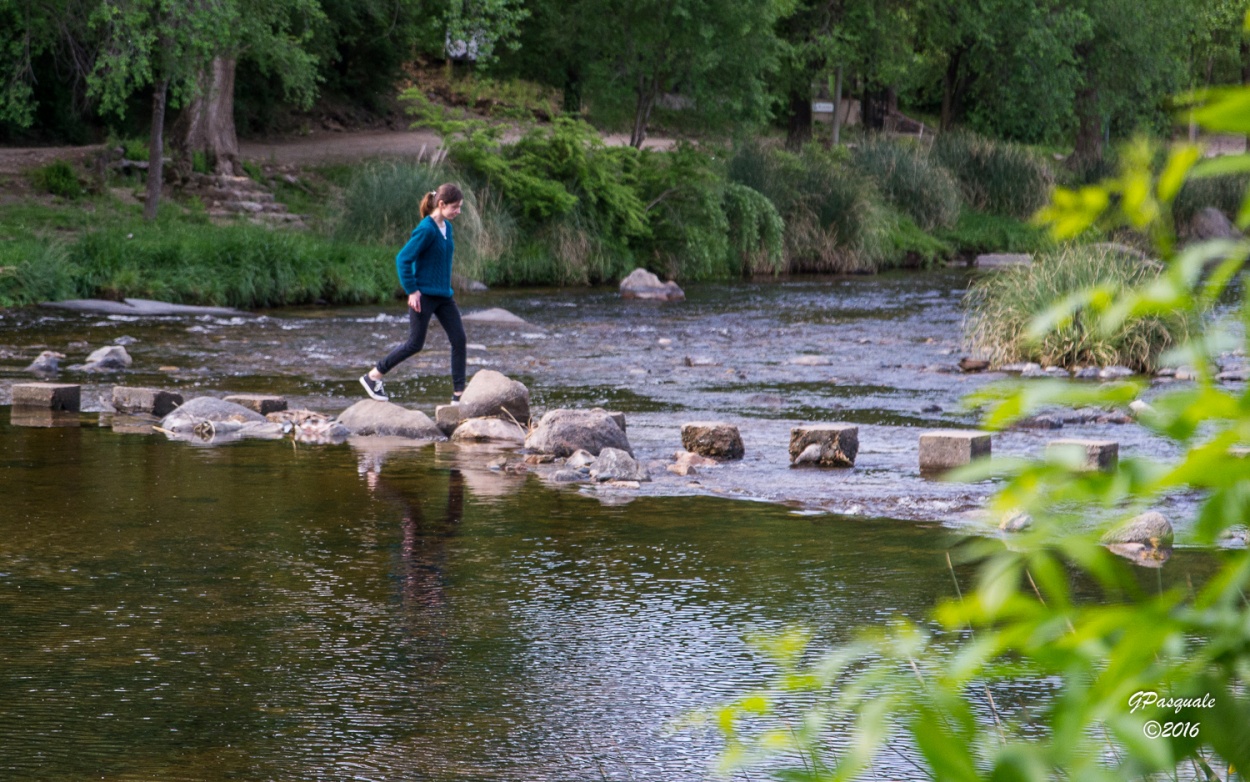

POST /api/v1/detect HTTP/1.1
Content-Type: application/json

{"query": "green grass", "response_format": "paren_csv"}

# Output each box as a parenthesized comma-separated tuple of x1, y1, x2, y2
(936, 209, 1053, 256)
(30, 160, 84, 199)
(963, 244, 1196, 371)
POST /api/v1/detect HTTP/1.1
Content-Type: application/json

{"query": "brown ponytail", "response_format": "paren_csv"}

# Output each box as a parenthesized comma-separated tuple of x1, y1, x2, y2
(420, 182, 464, 218)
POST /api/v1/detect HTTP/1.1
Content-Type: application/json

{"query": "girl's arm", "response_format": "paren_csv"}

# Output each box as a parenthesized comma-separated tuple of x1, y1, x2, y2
(395, 222, 435, 294)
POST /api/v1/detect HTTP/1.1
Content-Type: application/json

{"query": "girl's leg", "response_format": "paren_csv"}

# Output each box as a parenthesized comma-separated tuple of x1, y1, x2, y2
(432, 298, 467, 394)
(376, 306, 435, 375)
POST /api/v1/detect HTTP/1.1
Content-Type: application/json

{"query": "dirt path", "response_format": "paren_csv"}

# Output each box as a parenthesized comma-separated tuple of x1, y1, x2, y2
(0, 127, 677, 175)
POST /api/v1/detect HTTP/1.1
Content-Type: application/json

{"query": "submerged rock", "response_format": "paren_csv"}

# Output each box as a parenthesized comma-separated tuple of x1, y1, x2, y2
(589, 447, 651, 482)
(619, 268, 685, 301)
(335, 400, 445, 440)
(24, 350, 64, 374)
(1101, 511, 1174, 547)
(525, 408, 633, 457)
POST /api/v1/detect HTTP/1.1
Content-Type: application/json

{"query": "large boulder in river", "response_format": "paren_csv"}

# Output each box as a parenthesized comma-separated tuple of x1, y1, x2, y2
(1101, 511, 1174, 547)
(335, 400, 445, 440)
(72, 345, 133, 372)
(619, 268, 685, 301)
(161, 396, 266, 431)
(525, 408, 632, 457)
(459, 369, 530, 422)
(681, 421, 744, 460)
(159, 396, 284, 442)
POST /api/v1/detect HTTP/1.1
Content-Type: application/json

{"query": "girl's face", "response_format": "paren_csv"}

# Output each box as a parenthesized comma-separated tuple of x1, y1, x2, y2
(438, 200, 463, 221)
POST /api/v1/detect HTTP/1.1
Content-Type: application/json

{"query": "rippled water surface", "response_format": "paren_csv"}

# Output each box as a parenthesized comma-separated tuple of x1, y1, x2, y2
(0, 274, 1221, 779)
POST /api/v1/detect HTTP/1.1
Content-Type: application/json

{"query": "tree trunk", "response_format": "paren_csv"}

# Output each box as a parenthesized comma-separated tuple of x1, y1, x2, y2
(940, 48, 963, 132)
(785, 86, 812, 150)
(1072, 82, 1103, 167)
(174, 56, 240, 175)
(862, 86, 891, 131)
(145, 77, 169, 222)
(562, 65, 582, 115)
(831, 65, 843, 147)
(630, 74, 657, 148)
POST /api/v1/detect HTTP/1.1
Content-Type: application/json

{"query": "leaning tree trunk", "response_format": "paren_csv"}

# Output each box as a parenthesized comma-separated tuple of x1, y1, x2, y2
(175, 56, 240, 176)
(144, 77, 170, 222)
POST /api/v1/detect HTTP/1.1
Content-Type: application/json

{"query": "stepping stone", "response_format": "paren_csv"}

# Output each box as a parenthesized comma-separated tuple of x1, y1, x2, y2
(114, 386, 184, 417)
(223, 394, 288, 415)
(435, 404, 462, 436)
(919, 430, 991, 473)
(789, 424, 858, 467)
(681, 421, 744, 460)
(1046, 438, 1118, 471)
(12, 382, 80, 411)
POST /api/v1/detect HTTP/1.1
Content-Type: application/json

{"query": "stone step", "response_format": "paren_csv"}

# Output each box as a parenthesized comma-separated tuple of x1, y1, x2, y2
(13, 382, 80, 411)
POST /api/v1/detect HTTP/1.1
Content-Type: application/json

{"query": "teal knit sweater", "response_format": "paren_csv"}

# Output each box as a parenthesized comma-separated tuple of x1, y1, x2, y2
(395, 216, 454, 297)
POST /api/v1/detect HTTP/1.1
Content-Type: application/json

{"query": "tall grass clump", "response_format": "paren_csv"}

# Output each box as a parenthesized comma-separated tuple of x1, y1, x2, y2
(932, 129, 1054, 218)
(728, 142, 891, 272)
(30, 160, 83, 199)
(851, 137, 960, 230)
(68, 221, 393, 308)
(0, 240, 82, 306)
(963, 245, 1196, 371)
(335, 160, 448, 246)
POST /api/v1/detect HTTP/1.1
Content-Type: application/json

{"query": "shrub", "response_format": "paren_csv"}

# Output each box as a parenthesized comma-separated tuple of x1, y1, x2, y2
(727, 142, 891, 273)
(932, 129, 1054, 218)
(852, 137, 961, 230)
(722, 182, 784, 275)
(31, 160, 83, 199)
(935, 209, 1053, 256)
(963, 244, 1196, 371)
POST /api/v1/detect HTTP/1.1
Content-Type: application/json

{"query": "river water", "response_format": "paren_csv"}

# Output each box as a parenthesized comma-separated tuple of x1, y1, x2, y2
(0, 272, 1220, 780)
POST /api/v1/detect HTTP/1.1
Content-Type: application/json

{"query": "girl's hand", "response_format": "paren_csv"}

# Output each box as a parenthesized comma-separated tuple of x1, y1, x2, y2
(408, 291, 422, 312)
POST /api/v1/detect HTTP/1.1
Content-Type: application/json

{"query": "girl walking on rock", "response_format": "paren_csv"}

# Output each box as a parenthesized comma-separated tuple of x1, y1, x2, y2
(360, 183, 467, 404)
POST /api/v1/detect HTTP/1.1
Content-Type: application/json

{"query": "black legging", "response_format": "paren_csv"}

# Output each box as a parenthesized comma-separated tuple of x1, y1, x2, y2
(375, 294, 467, 392)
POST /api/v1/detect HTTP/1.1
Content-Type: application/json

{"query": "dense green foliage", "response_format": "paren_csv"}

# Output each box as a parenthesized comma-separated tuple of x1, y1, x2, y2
(964, 245, 1197, 371)
(30, 160, 84, 199)
(708, 82, 1250, 782)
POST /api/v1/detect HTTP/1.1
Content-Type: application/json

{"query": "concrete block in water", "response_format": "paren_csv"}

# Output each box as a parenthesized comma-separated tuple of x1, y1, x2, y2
(114, 386, 184, 417)
(681, 421, 744, 460)
(919, 430, 991, 473)
(13, 382, 80, 411)
(789, 424, 858, 467)
(223, 394, 287, 416)
(1046, 438, 1118, 471)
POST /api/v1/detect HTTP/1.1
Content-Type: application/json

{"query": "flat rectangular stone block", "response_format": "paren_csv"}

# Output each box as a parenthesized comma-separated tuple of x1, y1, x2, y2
(113, 386, 184, 417)
(919, 430, 991, 472)
(13, 382, 80, 411)
(789, 424, 858, 467)
(435, 404, 462, 436)
(1047, 438, 1118, 471)
(223, 394, 287, 415)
